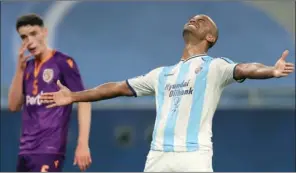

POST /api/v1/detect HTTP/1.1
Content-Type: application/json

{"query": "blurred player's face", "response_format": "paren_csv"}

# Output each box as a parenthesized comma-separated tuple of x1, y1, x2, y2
(183, 15, 217, 44)
(18, 25, 48, 57)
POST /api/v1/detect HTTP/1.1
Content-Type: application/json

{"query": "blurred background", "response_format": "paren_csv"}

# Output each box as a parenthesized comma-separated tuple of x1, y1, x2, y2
(1, 1, 295, 172)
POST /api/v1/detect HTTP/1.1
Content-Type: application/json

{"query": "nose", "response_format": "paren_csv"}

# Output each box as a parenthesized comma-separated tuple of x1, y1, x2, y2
(27, 37, 34, 45)
(189, 19, 196, 24)
(27, 41, 33, 47)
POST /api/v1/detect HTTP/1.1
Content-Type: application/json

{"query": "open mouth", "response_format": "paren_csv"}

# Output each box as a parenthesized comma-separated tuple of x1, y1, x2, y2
(187, 23, 197, 28)
(28, 47, 36, 53)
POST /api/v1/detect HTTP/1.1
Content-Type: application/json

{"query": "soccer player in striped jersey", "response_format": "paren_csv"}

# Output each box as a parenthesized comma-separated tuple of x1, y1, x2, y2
(40, 14, 294, 172)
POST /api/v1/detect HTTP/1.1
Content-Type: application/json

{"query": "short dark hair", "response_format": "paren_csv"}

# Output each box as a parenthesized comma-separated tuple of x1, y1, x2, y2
(16, 14, 44, 31)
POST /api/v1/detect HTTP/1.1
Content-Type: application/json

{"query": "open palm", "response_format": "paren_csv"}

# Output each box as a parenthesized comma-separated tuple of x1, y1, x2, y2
(41, 80, 73, 108)
(273, 50, 295, 78)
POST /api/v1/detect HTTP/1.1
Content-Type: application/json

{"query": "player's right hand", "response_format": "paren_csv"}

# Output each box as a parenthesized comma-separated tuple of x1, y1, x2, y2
(74, 144, 92, 171)
(17, 41, 32, 71)
(40, 80, 73, 108)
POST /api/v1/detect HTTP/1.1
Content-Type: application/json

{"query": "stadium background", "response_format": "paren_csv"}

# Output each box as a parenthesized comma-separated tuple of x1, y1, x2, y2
(1, 1, 295, 172)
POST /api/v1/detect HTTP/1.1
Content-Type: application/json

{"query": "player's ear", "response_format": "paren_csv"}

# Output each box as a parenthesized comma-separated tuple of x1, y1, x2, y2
(206, 33, 215, 44)
(42, 27, 48, 37)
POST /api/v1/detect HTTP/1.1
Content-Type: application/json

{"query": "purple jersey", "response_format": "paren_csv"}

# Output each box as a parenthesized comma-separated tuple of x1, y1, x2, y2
(19, 50, 84, 155)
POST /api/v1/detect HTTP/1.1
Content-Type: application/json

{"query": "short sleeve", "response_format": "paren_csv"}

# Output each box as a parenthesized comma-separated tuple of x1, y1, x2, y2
(126, 67, 161, 97)
(59, 57, 85, 92)
(212, 57, 245, 87)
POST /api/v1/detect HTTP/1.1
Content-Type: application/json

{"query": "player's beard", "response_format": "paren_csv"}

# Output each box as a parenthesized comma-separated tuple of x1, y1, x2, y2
(183, 28, 208, 45)
(183, 29, 190, 38)
(182, 28, 191, 37)
(182, 29, 198, 43)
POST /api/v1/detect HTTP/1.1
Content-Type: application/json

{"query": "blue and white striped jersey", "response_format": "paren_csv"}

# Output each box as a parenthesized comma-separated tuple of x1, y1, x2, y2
(126, 55, 245, 152)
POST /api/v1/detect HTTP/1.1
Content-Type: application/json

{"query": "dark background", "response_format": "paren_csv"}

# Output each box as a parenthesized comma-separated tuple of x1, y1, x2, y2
(1, 109, 295, 172)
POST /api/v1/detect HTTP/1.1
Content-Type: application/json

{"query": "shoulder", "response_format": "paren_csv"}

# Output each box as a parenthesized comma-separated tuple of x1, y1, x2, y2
(205, 57, 237, 74)
(133, 66, 166, 81)
(208, 57, 235, 68)
(152, 66, 165, 73)
(54, 51, 74, 61)
(186, 56, 214, 66)
(54, 51, 77, 68)
(212, 57, 235, 64)
(145, 66, 166, 75)
(162, 62, 181, 71)
(149, 64, 177, 77)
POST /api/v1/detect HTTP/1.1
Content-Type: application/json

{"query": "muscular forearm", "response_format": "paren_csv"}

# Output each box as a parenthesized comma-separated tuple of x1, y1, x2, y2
(235, 63, 276, 80)
(77, 102, 91, 146)
(71, 82, 133, 103)
(8, 70, 24, 111)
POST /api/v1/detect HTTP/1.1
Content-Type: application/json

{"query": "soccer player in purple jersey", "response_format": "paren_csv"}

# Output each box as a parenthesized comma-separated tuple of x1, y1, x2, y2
(8, 14, 92, 172)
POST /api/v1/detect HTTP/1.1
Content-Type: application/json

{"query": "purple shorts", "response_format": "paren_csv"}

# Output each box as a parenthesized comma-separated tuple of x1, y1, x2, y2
(16, 154, 65, 172)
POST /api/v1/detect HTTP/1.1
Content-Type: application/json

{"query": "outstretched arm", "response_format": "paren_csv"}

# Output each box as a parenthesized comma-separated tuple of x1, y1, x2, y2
(213, 50, 294, 88)
(41, 68, 159, 108)
(234, 50, 294, 80)
(235, 63, 276, 80)
(41, 81, 142, 107)
(71, 81, 134, 103)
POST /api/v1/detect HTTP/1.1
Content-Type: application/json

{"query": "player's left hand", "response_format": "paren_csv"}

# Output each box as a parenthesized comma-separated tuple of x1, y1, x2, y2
(74, 144, 92, 171)
(273, 50, 295, 78)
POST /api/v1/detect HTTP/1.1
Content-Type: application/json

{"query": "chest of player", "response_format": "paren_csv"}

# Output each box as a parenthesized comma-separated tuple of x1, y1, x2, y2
(162, 67, 203, 98)
(161, 61, 208, 99)
(24, 61, 62, 96)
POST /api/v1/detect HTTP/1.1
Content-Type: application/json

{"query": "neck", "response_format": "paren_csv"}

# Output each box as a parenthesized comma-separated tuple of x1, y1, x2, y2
(35, 47, 53, 62)
(181, 42, 208, 61)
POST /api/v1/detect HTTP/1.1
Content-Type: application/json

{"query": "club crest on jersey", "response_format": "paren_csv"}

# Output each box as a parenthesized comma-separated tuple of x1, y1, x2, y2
(43, 69, 54, 83)
(195, 67, 203, 74)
